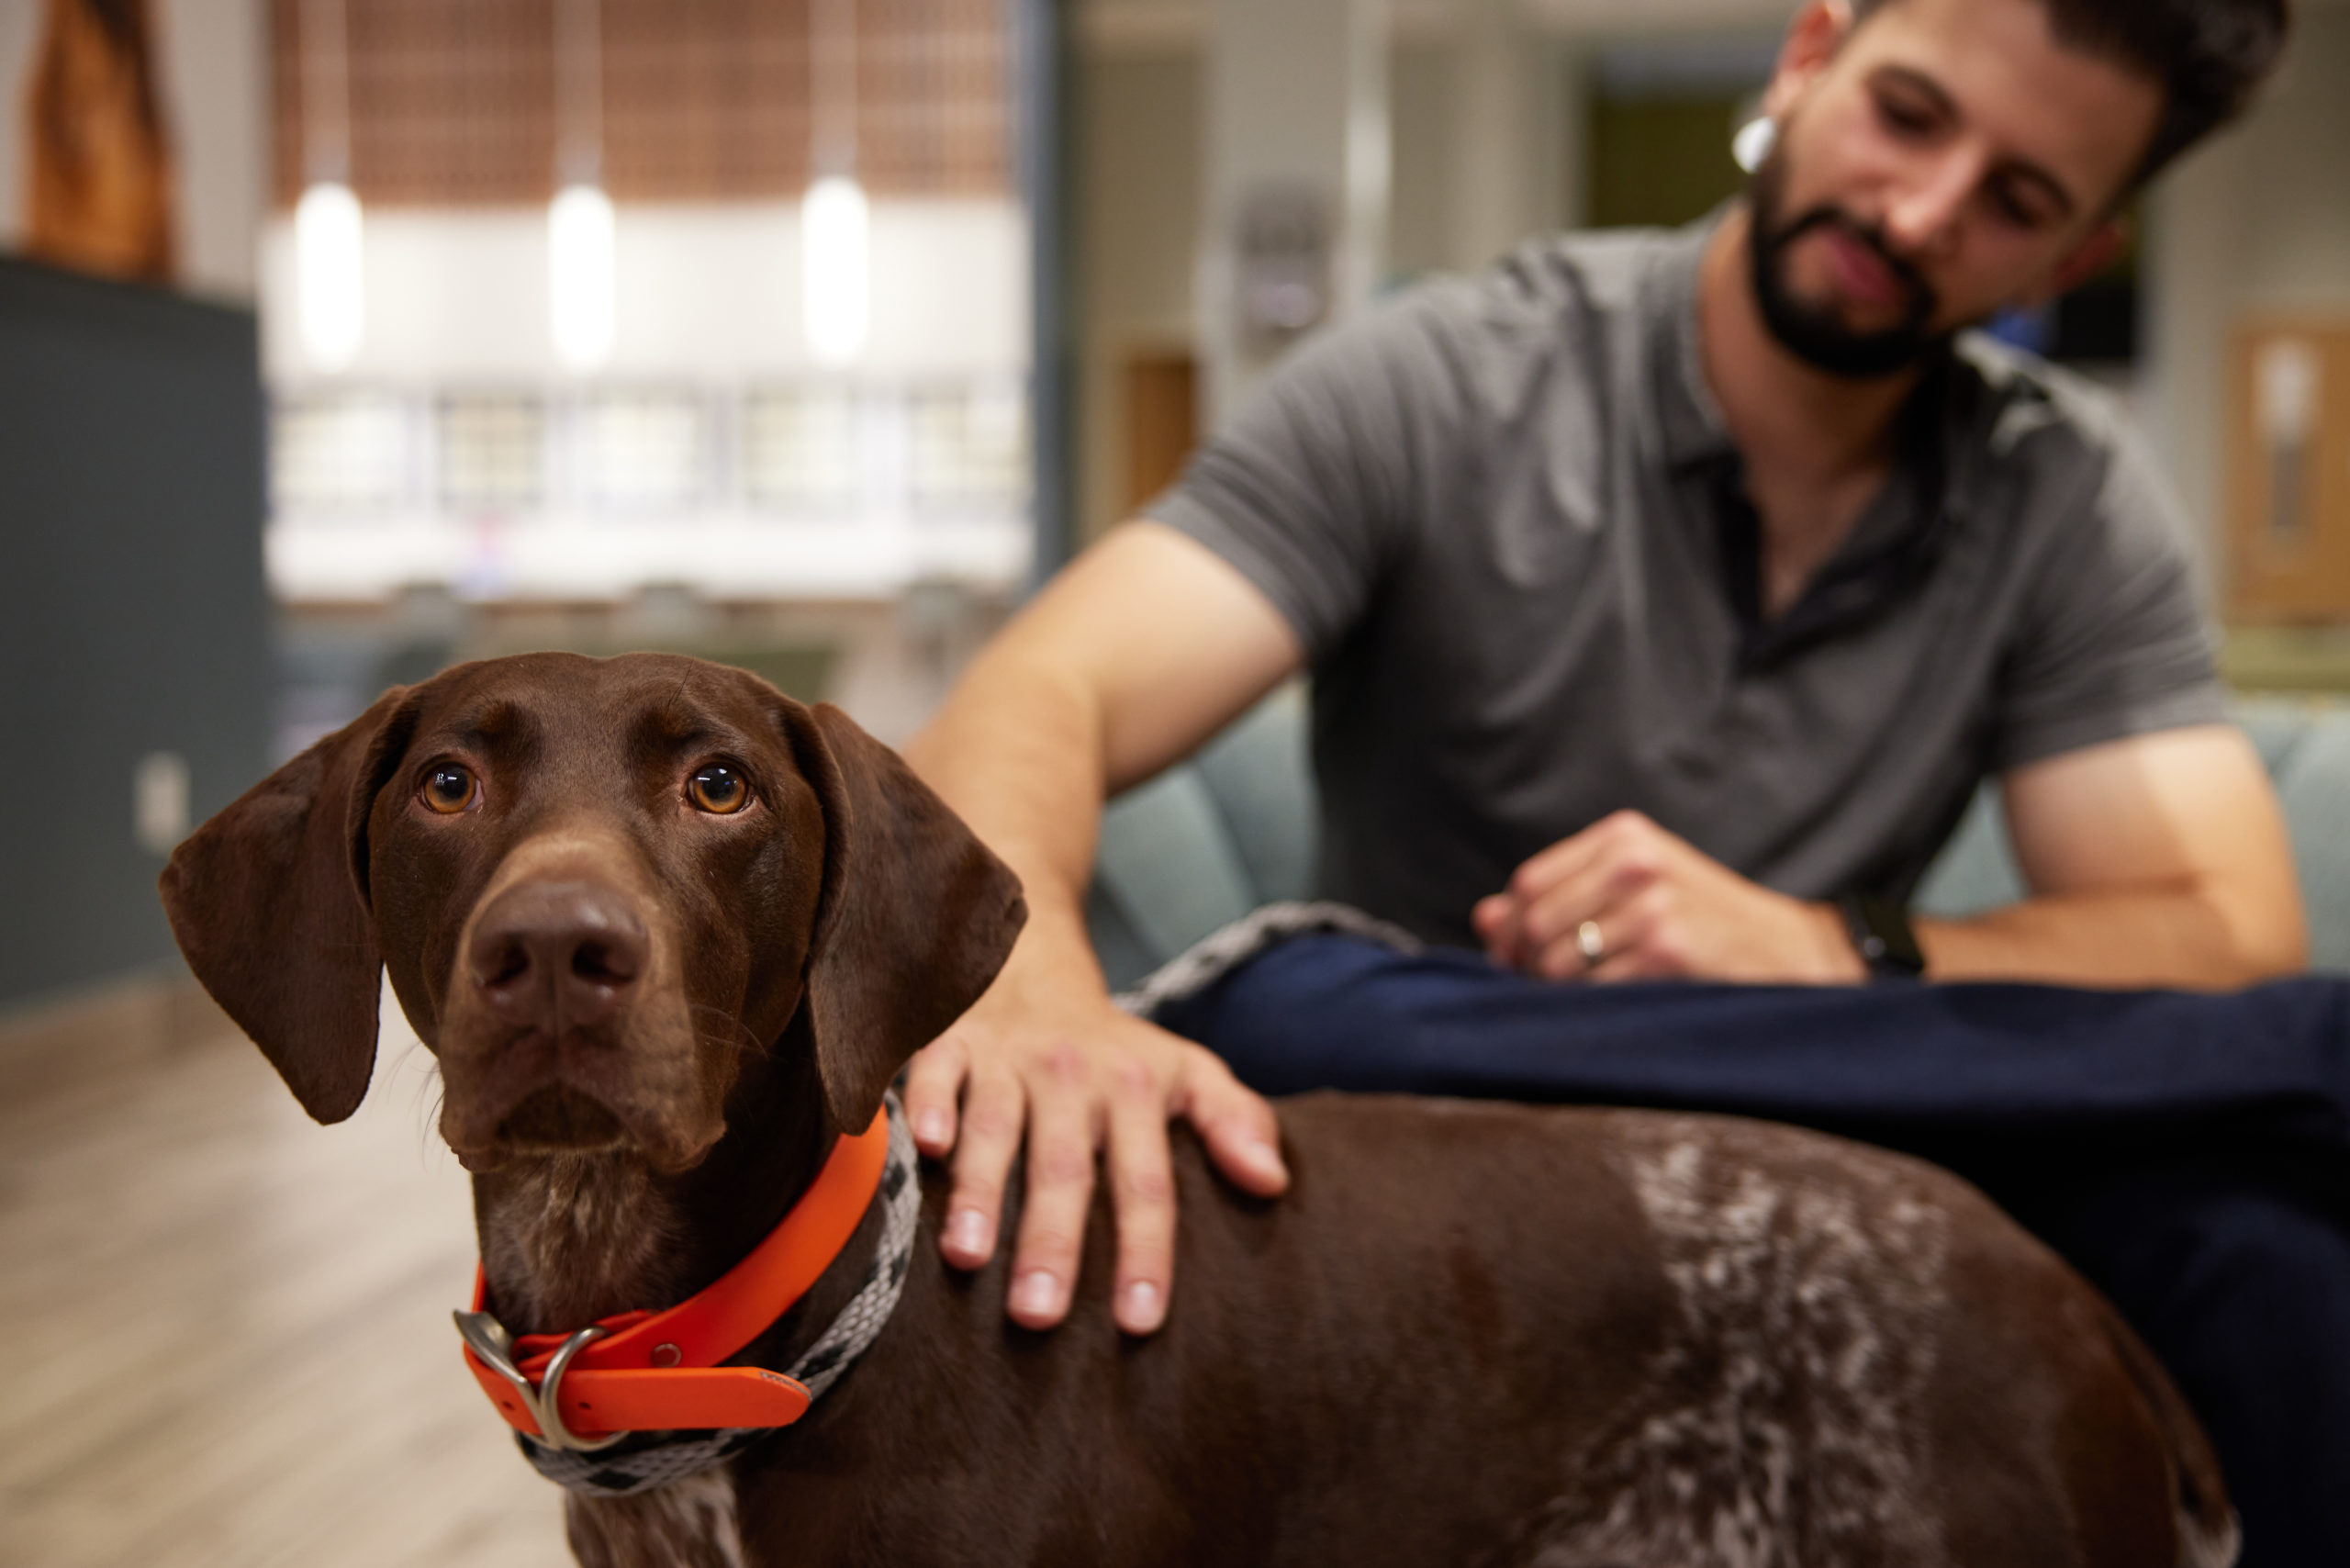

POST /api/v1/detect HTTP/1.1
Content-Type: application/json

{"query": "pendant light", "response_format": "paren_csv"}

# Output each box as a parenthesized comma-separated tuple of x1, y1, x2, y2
(550, 0, 615, 371)
(296, 0, 363, 372)
(803, 0, 868, 367)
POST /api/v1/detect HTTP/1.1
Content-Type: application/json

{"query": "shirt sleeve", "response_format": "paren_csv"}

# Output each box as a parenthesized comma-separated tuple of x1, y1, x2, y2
(1143, 287, 1470, 665)
(1990, 416, 2230, 773)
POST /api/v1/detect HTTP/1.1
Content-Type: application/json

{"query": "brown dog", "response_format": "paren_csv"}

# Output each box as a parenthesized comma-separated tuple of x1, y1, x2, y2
(162, 652, 2236, 1568)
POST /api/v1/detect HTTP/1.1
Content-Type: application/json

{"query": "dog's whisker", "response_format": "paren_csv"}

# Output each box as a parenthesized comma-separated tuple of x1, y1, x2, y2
(418, 1081, 449, 1163)
(687, 1001, 769, 1062)
(373, 1035, 451, 1166)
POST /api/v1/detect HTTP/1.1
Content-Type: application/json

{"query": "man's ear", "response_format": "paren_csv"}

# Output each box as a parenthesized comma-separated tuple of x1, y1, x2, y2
(781, 701, 1027, 1135)
(159, 688, 416, 1125)
(1762, 0, 1854, 122)
(2019, 218, 2129, 309)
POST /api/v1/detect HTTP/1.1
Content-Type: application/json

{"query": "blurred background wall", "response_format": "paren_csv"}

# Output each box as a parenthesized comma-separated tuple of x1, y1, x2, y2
(0, 256, 271, 1008)
(0, 0, 273, 1009)
(2, 0, 2348, 1013)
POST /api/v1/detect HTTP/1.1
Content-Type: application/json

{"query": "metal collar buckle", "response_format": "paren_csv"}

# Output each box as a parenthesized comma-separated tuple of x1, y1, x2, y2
(453, 1310, 625, 1453)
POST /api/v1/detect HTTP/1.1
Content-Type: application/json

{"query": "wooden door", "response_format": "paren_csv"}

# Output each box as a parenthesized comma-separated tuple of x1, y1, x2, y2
(2231, 319, 2350, 621)
(1124, 352, 1199, 516)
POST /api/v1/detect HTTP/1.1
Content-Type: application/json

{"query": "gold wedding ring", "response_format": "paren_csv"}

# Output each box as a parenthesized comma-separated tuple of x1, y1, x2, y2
(1575, 919, 1606, 968)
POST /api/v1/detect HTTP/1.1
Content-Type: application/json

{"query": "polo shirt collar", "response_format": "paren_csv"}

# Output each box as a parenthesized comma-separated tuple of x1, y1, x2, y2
(1649, 210, 1739, 474)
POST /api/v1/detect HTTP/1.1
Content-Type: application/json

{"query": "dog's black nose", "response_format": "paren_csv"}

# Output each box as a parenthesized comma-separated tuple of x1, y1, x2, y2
(467, 880, 649, 1036)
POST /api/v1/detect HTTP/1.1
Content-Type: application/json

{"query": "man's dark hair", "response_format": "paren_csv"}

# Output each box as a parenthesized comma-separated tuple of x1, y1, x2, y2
(1851, 0, 2290, 185)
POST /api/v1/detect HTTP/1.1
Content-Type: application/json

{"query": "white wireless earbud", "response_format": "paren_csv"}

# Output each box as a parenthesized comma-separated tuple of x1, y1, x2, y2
(1732, 116, 1778, 174)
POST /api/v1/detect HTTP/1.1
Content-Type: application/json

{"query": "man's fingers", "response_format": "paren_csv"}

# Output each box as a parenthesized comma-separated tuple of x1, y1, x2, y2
(1181, 1051, 1289, 1196)
(1533, 900, 1653, 982)
(901, 1033, 969, 1158)
(1471, 892, 1516, 959)
(1509, 827, 1595, 900)
(1535, 922, 1600, 981)
(1577, 891, 1689, 982)
(1480, 828, 1603, 967)
(923, 1016, 1272, 1332)
(1006, 1042, 1098, 1329)
(1583, 949, 1650, 983)
(1527, 822, 1684, 963)
(940, 1058, 1024, 1271)
(1503, 835, 1646, 974)
(1105, 1055, 1177, 1335)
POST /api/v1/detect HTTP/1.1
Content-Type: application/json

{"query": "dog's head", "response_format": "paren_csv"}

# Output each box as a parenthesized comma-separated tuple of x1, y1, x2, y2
(160, 652, 1024, 1174)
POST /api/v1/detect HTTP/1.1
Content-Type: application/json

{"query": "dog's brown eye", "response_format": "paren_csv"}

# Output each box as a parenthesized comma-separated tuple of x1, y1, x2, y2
(421, 765, 477, 814)
(688, 765, 750, 815)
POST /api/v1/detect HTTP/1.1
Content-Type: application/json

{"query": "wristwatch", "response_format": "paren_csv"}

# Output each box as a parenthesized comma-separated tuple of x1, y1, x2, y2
(1839, 894, 1926, 979)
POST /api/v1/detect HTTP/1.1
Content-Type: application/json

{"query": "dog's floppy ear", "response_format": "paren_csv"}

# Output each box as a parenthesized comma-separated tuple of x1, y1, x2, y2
(785, 701, 1026, 1134)
(160, 688, 415, 1125)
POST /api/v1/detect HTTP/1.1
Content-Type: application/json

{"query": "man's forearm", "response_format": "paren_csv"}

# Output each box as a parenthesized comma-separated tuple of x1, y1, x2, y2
(901, 640, 1113, 996)
(1919, 882, 2306, 991)
(901, 523, 1307, 1002)
(1946, 727, 2309, 991)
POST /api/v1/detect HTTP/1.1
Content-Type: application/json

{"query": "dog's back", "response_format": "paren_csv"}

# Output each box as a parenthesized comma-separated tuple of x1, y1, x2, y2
(735, 1094, 2230, 1568)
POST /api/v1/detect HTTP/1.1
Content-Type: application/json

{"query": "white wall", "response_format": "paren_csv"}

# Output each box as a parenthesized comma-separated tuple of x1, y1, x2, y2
(157, 0, 267, 298)
(1389, 22, 1583, 280)
(1446, 0, 1582, 274)
(1077, 46, 1203, 542)
(1198, 0, 1391, 423)
(0, 3, 36, 248)
(1385, 36, 1458, 280)
(0, 0, 268, 300)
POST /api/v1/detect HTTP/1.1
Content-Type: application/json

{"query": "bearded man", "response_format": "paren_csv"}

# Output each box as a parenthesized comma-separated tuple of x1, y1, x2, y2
(899, 0, 2343, 1561)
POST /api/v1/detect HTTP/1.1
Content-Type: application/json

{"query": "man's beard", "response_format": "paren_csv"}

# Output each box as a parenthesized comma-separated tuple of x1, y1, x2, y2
(1746, 149, 1946, 380)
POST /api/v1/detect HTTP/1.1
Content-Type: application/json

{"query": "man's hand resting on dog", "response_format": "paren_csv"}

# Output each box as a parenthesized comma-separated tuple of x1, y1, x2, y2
(898, 524, 1304, 1338)
(901, 943, 1287, 1337)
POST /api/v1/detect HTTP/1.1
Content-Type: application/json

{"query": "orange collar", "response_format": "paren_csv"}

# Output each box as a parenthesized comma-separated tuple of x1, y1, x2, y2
(458, 1105, 890, 1447)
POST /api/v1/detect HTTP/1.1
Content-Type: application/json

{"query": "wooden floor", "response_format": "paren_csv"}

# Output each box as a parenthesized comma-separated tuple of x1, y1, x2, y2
(0, 975, 575, 1568)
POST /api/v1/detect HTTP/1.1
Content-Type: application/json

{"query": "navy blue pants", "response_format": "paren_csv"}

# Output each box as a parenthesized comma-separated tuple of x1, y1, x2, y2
(1153, 935, 2350, 1568)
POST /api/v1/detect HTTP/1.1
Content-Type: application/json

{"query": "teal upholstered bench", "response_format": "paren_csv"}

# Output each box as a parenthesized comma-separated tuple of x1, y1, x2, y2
(1085, 689, 2350, 991)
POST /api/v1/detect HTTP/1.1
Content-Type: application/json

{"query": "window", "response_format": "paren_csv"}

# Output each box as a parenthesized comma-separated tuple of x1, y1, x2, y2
(273, 391, 410, 513)
(437, 394, 546, 511)
(910, 383, 1026, 509)
(742, 387, 859, 511)
(576, 390, 707, 510)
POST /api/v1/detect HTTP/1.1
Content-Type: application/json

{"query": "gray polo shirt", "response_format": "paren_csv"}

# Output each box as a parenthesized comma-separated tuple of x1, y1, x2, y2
(1147, 216, 2227, 950)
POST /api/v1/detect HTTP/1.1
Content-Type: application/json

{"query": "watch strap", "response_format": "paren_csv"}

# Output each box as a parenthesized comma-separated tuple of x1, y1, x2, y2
(1839, 894, 1926, 978)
